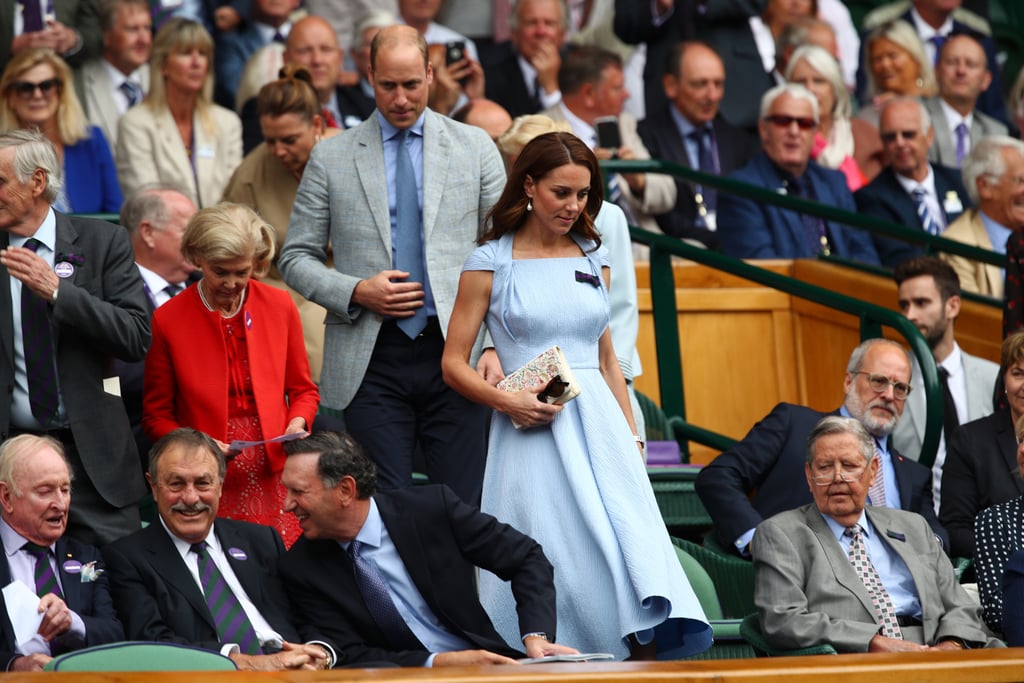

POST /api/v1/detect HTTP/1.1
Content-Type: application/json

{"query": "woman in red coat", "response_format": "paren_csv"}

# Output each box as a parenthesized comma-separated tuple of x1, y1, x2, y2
(143, 203, 319, 546)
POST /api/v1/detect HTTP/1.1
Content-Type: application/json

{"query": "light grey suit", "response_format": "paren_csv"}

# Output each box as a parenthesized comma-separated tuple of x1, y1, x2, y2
(752, 504, 1000, 652)
(923, 97, 1007, 168)
(892, 350, 998, 463)
(279, 108, 505, 411)
(73, 60, 150, 149)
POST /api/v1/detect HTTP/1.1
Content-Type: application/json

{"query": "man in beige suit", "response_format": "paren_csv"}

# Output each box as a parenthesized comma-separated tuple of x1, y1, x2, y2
(542, 44, 675, 232)
(73, 0, 151, 147)
(941, 135, 1024, 298)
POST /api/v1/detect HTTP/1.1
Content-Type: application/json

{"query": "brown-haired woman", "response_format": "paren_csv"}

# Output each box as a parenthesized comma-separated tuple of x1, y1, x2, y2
(441, 132, 711, 660)
(222, 65, 339, 382)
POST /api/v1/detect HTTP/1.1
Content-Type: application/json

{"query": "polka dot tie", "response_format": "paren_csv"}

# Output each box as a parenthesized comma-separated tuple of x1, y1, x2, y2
(845, 524, 903, 639)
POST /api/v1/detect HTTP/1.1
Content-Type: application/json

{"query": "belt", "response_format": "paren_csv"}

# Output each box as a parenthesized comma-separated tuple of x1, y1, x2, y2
(9, 427, 74, 442)
(896, 616, 922, 627)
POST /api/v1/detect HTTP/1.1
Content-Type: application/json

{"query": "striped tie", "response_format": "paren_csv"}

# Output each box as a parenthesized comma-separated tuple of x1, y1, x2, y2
(23, 543, 62, 599)
(911, 188, 941, 236)
(190, 542, 261, 654)
(868, 445, 887, 508)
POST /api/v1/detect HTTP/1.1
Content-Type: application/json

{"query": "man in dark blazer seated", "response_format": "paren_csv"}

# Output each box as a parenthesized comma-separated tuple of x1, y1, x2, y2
(716, 84, 880, 264)
(638, 41, 756, 248)
(753, 415, 999, 653)
(102, 428, 333, 672)
(855, 97, 971, 267)
(697, 338, 946, 557)
(0, 434, 123, 671)
(0, 128, 149, 546)
(279, 431, 577, 668)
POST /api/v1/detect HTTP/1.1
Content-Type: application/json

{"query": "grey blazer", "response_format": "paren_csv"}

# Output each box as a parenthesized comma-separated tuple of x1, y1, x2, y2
(892, 350, 999, 462)
(923, 97, 1008, 168)
(278, 109, 506, 410)
(752, 504, 999, 652)
(74, 59, 150, 149)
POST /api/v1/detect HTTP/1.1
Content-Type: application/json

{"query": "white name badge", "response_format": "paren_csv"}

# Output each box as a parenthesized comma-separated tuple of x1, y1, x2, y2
(943, 191, 964, 215)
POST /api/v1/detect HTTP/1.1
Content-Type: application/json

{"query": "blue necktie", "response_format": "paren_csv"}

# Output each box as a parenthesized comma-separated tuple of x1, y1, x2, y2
(119, 80, 142, 107)
(393, 130, 427, 339)
(348, 540, 422, 650)
(912, 188, 941, 236)
(21, 238, 59, 425)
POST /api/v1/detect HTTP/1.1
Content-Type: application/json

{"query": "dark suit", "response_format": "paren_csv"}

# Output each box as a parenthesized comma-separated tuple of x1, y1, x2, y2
(753, 504, 999, 651)
(637, 107, 756, 247)
(696, 403, 947, 552)
(114, 290, 155, 473)
(482, 44, 542, 119)
(854, 164, 971, 267)
(280, 485, 556, 667)
(0, 213, 149, 545)
(0, 0, 101, 67)
(0, 535, 123, 668)
(939, 408, 1024, 558)
(102, 519, 302, 650)
(214, 20, 269, 109)
(613, 0, 768, 129)
(717, 152, 881, 263)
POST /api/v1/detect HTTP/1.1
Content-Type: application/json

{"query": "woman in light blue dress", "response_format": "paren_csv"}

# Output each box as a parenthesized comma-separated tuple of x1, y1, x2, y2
(442, 132, 711, 660)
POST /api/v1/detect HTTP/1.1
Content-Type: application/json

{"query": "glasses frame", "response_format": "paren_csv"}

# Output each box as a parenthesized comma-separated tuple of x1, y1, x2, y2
(809, 466, 867, 485)
(853, 371, 912, 399)
(763, 114, 817, 130)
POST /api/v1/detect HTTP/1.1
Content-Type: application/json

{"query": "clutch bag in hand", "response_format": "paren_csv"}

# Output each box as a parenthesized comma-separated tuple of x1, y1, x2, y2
(497, 346, 580, 428)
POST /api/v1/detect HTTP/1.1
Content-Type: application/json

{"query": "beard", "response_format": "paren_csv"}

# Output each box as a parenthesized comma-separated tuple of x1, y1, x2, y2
(845, 385, 899, 437)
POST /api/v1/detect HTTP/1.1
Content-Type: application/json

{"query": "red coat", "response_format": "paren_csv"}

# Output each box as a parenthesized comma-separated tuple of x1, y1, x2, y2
(142, 280, 319, 470)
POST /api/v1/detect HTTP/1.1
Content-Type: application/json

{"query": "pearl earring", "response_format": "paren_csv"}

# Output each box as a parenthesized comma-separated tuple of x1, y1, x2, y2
(527, 199, 533, 211)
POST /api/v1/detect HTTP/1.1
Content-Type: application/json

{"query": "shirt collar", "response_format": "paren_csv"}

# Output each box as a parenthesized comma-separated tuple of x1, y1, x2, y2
(344, 498, 383, 551)
(910, 8, 954, 40)
(11, 207, 57, 252)
(558, 102, 596, 149)
(894, 164, 936, 196)
(136, 263, 171, 296)
(979, 209, 1013, 254)
(101, 57, 144, 85)
(938, 98, 974, 130)
(0, 517, 52, 558)
(939, 341, 963, 376)
(158, 515, 219, 560)
(377, 110, 426, 143)
(822, 508, 870, 542)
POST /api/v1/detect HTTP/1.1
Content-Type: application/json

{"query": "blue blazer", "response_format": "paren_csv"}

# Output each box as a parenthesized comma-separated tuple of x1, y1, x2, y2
(214, 21, 266, 108)
(854, 164, 971, 268)
(717, 152, 880, 263)
(64, 126, 122, 213)
(695, 402, 947, 553)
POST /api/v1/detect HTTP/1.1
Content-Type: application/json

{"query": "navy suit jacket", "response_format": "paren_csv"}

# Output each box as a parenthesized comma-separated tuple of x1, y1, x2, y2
(637, 107, 756, 247)
(214, 21, 267, 108)
(717, 152, 880, 263)
(0, 536, 123, 667)
(280, 485, 555, 667)
(695, 403, 947, 553)
(102, 518, 302, 650)
(854, 164, 972, 267)
(482, 44, 541, 119)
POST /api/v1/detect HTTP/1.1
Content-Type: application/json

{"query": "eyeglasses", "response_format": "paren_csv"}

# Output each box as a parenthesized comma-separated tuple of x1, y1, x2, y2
(854, 371, 912, 399)
(810, 464, 867, 485)
(880, 129, 919, 143)
(763, 114, 816, 130)
(9, 78, 61, 98)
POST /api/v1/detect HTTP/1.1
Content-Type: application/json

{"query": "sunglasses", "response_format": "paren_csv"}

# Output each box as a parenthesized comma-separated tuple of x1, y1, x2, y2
(9, 78, 61, 98)
(880, 129, 919, 143)
(764, 114, 816, 130)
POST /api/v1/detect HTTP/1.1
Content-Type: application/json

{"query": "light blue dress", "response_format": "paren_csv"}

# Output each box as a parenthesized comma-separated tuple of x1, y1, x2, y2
(465, 233, 712, 660)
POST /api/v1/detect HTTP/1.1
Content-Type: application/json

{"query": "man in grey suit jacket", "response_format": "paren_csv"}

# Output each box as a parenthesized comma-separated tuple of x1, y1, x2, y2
(892, 257, 997, 509)
(753, 415, 1000, 652)
(73, 0, 151, 149)
(279, 26, 505, 504)
(0, 129, 149, 545)
(924, 33, 1007, 169)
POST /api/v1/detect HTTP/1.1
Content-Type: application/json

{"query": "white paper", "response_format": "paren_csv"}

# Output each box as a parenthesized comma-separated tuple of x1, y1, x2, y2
(102, 376, 121, 397)
(520, 653, 615, 664)
(228, 431, 307, 452)
(2, 581, 43, 646)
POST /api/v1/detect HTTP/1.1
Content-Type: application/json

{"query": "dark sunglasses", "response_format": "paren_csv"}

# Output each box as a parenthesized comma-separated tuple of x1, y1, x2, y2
(764, 114, 816, 130)
(9, 78, 61, 98)
(537, 375, 569, 403)
(880, 129, 919, 143)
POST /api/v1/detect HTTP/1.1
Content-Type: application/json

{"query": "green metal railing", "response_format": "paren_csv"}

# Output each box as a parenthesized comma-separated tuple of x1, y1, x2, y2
(600, 158, 974, 468)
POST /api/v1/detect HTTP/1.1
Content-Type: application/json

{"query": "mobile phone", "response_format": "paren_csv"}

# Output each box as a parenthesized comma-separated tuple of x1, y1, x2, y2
(595, 116, 621, 150)
(445, 41, 470, 87)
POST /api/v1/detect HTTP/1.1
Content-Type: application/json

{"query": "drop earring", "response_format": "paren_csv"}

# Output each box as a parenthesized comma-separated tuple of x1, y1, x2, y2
(527, 199, 533, 211)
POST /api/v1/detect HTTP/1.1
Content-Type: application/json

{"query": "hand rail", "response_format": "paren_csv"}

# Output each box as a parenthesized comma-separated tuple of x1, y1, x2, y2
(602, 157, 1003, 267)
(631, 227, 944, 469)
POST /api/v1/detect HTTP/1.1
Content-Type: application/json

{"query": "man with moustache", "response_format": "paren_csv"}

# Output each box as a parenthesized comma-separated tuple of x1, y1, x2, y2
(102, 428, 334, 671)
(753, 416, 999, 652)
(696, 338, 946, 557)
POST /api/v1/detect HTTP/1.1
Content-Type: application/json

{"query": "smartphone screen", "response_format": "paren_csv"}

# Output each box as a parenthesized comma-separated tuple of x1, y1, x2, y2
(595, 116, 621, 150)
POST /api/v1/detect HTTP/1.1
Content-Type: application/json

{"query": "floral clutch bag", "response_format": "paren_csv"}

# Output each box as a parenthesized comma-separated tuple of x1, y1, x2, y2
(497, 346, 580, 429)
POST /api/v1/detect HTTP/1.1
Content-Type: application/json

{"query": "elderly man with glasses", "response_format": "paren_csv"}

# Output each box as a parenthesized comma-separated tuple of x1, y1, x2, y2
(752, 415, 1000, 653)
(716, 82, 879, 264)
(697, 338, 947, 557)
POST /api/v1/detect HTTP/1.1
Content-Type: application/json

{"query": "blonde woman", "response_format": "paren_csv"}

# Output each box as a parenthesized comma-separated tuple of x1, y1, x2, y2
(0, 47, 121, 212)
(116, 18, 242, 208)
(859, 19, 936, 127)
